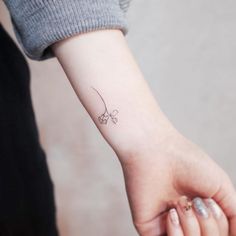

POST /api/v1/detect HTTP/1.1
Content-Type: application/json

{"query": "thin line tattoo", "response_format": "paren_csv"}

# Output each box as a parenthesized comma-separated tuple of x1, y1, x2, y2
(91, 86, 119, 125)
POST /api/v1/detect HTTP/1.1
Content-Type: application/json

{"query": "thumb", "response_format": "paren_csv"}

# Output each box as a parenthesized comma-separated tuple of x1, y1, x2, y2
(213, 175, 236, 236)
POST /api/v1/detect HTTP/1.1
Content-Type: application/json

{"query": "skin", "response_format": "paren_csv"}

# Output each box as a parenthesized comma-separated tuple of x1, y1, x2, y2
(167, 196, 229, 236)
(52, 29, 236, 236)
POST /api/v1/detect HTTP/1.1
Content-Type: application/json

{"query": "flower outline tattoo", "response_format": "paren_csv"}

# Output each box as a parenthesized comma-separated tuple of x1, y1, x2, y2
(91, 86, 119, 125)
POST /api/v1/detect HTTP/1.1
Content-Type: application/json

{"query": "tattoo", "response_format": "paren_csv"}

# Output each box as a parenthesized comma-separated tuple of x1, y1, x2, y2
(91, 86, 119, 125)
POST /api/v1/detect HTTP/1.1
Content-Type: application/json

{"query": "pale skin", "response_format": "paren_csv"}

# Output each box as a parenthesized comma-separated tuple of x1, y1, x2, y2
(52, 29, 236, 236)
(167, 196, 229, 236)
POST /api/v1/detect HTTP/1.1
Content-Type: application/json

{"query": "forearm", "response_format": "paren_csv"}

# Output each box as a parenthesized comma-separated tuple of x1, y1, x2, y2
(52, 29, 174, 162)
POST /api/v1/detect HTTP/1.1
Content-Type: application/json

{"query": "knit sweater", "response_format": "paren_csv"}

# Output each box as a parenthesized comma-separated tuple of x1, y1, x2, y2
(3, 0, 131, 61)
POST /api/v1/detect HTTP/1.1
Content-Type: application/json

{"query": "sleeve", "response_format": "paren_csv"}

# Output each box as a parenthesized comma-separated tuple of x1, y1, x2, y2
(3, 0, 131, 61)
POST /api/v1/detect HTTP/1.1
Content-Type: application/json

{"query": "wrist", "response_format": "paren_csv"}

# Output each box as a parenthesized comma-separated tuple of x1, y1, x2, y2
(52, 29, 178, 166)
(112, 110, 177, 165)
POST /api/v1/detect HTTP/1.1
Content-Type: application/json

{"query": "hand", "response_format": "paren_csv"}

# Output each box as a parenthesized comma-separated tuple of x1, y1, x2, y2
(51, 29, 236, 235)
(167, 196, 229, 236)
(119, 129, 236, 236)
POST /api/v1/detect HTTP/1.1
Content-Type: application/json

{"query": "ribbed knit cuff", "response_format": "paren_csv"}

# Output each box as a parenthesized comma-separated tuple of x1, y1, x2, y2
(5, 0, 129, 61)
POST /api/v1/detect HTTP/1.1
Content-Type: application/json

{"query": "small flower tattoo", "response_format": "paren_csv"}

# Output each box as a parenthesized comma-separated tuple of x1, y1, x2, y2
(91, 86, 119, 125)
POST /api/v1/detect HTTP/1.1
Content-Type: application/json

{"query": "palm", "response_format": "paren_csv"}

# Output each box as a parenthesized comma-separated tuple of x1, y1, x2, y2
(121, 133, 236, 236)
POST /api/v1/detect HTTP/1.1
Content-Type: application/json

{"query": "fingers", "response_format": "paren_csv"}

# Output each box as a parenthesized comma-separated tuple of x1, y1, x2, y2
(167, 208, 184, 236)
(213, 177, 236, 236)
(192, 197, 220, 236)
(204, 198, 229, 236)
(176, 196, 201, 236)
(167, 196, 229, 236)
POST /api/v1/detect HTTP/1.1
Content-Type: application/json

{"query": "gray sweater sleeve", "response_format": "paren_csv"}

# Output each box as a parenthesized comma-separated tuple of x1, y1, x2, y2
(3, 0, 131, 61)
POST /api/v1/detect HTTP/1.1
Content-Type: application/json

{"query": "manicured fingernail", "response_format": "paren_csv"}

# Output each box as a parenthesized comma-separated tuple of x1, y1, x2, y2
(193, 197, 209, 219)
(178, 196, 193, 216)
(205, 198, 222, 219)
(169, 208, 180, 226)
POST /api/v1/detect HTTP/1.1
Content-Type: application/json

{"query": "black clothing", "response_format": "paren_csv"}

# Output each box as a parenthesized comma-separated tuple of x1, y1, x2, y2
(0, 24, 58, 236)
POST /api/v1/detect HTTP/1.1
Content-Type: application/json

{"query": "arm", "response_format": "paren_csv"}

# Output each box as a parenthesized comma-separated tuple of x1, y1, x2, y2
(52, 29, 174, 160)
(52, 29, 236, 236)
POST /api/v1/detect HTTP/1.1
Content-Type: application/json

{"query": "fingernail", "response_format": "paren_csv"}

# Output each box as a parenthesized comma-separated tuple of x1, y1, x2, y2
(169, 208, 180, 227)
(205, 198, 222, 219)
(178, 196, 193, 216)
(193, 197, 209, 219)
